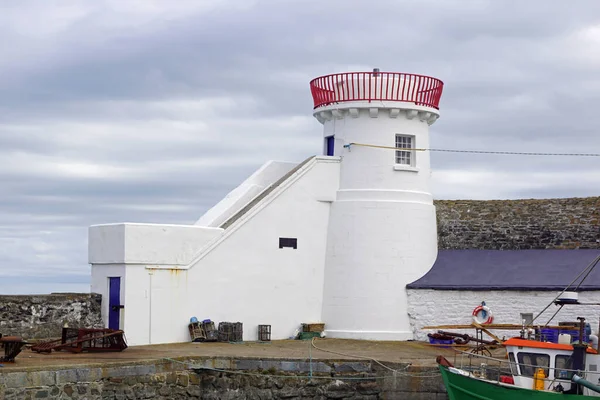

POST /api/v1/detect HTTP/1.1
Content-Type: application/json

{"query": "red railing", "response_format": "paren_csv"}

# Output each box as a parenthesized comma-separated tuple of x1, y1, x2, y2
(309, 71, 444, 110)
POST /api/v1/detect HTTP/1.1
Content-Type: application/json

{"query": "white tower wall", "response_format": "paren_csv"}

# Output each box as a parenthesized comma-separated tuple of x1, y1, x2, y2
(313, 71, 444, 340)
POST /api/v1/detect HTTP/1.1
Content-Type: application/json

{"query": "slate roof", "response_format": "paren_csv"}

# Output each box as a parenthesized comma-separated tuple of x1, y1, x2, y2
(406, 249, 600, 291)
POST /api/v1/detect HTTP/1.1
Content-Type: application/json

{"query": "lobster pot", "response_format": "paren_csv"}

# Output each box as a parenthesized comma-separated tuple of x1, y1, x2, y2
(202, 321, 218, 342)
(218, 322, 243, 342)
(188, 323, 206, 342)
(258, 325, 271, 341)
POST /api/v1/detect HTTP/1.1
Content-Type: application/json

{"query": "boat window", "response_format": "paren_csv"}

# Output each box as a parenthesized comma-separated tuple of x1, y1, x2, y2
(517, 352, 550, 377)
(555, 355, 574, 380)
(508, 352, 519, 375)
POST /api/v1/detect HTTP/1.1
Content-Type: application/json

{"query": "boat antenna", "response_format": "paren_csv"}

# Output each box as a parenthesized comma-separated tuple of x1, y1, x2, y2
(527, 254, 600, 328)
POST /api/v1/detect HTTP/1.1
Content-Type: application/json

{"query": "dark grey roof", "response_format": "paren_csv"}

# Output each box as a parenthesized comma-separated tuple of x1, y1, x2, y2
(407, 249, 600, 291)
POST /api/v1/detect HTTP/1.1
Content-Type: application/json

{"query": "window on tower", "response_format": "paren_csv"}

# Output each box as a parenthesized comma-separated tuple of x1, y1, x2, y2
(395, 134, 415, 166)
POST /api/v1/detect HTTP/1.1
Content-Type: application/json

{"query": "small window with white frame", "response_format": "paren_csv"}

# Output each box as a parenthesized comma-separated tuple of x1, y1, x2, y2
(395, 134, 415, 166)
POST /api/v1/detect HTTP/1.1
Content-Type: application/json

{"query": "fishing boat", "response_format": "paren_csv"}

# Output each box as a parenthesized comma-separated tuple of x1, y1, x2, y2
(437, 254, 600, 398)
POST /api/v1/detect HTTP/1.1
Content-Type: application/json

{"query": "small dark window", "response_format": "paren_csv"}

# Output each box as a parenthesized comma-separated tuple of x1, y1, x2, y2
(279, 238, 297, 249)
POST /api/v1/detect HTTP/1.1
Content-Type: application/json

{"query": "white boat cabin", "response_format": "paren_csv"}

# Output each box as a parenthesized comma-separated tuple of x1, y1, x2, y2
(504, 338, 600, 396)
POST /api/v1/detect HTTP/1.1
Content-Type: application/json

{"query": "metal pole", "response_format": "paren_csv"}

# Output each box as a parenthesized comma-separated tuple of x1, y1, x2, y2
(308, 339, 313, 381)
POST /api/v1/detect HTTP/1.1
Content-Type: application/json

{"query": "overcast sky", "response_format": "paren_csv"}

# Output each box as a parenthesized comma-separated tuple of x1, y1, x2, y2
(1, 0, 599, 294)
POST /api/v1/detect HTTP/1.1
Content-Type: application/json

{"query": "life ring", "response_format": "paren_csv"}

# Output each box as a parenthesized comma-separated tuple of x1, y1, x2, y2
(472, 305, 493, 324)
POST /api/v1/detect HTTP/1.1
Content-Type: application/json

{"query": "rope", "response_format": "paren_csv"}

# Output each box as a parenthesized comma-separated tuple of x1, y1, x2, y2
(310, 337, 399, 373)
(163, 338, 442, 379)
(344, 143, 427, 152)
(528, 255, 600, 328)
(344, 142, 600, 157)
(544, 304, 564, 327)
(310, 338, 440, 377)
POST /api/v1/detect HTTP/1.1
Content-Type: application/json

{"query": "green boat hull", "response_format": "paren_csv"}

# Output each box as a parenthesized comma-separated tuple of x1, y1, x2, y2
(439, 365, 597, 400)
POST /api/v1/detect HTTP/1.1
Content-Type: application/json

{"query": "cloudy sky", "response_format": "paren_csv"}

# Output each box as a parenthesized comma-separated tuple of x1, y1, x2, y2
(1, 0, 599, 294)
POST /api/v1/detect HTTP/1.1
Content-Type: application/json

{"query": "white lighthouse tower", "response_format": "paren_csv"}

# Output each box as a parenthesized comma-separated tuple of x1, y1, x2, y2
(311, 69, 444, 340)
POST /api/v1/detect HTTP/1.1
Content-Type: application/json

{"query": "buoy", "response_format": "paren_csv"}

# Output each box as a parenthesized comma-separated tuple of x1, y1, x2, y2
(472, 304, 494, 324)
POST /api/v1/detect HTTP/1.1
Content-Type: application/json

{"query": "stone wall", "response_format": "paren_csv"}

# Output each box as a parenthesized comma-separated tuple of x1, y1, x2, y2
(0, 357, 447, 400)
(0, 293, 103, 339)
(408, 288, 600, 341)
(434, 196, 600, 250)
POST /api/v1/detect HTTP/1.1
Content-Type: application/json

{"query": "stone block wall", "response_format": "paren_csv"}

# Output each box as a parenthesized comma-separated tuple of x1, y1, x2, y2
(0, 358, 447, 400)
(0, 293, 103, 339)
(434, 196, 600, 250)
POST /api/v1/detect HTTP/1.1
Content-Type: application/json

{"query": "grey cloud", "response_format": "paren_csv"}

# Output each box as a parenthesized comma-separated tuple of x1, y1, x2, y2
(0, 0, 599, 291)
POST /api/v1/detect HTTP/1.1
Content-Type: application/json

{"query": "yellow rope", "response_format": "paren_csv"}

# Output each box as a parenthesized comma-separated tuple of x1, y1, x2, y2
(346, 142, 425, 151)
(345, 142, 600, 157)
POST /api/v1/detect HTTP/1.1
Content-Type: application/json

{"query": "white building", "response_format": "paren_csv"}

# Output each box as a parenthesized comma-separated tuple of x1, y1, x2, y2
(408, 249, 600, 341)
(88, 69, 446, 346)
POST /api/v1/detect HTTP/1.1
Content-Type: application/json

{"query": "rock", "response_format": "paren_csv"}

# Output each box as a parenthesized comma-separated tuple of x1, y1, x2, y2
(177, 374, 189, 387)
(63, 385, 74, 397)
(0, 293, 103, 340)
(275, 387, 299, 398)
(356, 382, 380, 395)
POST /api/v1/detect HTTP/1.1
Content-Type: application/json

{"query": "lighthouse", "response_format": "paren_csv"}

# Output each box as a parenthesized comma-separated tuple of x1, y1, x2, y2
(312, 69, 444, 340)
(89, 68, 444, 345)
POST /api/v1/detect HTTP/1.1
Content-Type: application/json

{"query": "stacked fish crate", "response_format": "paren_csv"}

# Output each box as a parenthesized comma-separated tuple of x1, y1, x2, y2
(218, 322, 243, 342)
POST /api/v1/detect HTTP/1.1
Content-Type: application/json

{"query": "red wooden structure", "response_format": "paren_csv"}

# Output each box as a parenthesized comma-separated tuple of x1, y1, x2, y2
(31, 328, 127, 354)
(0, 335, 28, 362)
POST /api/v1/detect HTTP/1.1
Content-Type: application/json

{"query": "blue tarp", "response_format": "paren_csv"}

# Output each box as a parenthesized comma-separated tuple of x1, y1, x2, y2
(406, 249, 600, 291)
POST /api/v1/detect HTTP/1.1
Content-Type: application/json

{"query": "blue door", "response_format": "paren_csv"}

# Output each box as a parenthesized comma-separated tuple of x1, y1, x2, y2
(326, 136, 335, 156)
(108, 277, 122, 330)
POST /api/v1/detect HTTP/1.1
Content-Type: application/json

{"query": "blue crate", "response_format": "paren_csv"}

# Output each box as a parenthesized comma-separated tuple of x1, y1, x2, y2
(540, 328, 558, 343)
(428, 337, 454, 347)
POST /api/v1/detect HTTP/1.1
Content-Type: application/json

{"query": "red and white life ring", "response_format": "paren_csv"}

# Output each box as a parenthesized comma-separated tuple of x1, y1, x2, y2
(472, 305, 493, 324)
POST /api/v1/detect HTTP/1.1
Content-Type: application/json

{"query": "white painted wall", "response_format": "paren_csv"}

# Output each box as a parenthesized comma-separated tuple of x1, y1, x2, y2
(89, 223, 223, 265)
(195, 160, 297, 227)
(90, 263, 126, 330)
(88, 224, 125, 264)
(317, 100, 440, 340)
(147, 268, 189, 345)
(124, 265, 152, 345)
(93, 157, 341, 346)
(407, 289, 600, 341)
